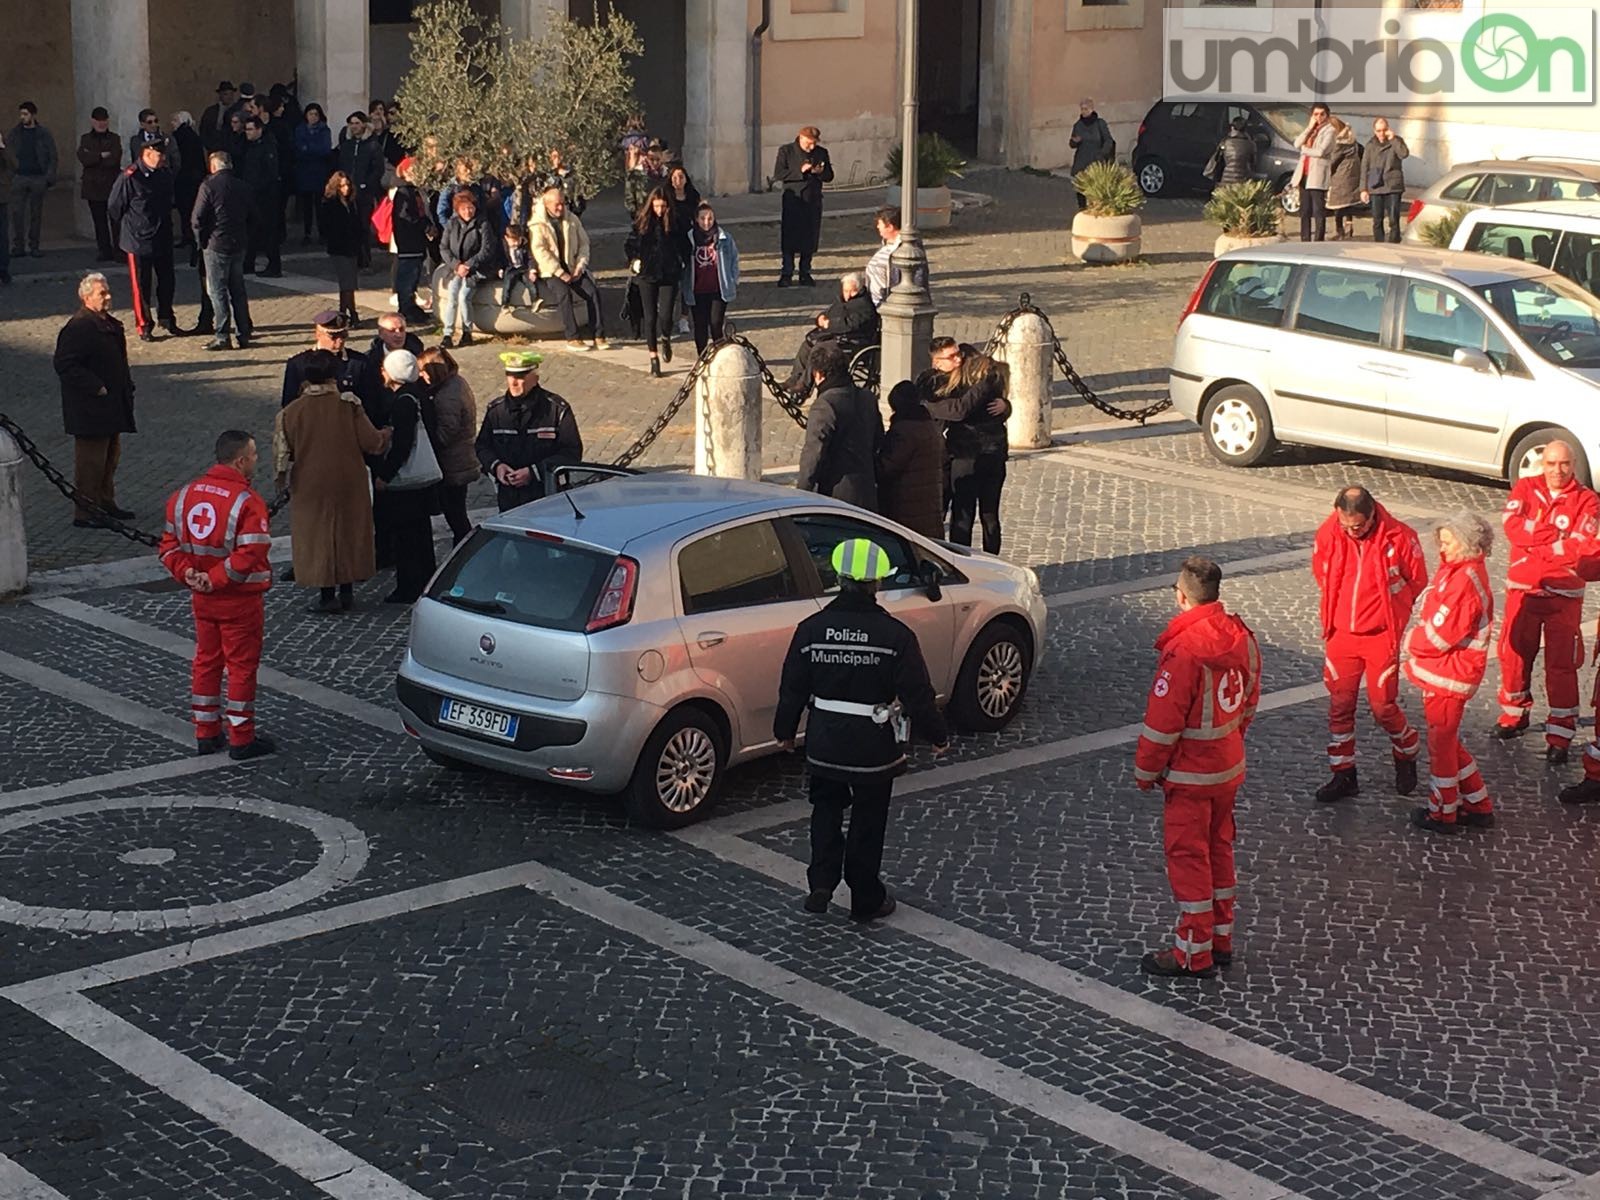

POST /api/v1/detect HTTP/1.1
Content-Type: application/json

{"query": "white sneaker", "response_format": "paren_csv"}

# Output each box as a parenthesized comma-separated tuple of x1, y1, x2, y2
(567, 339, 591, 352)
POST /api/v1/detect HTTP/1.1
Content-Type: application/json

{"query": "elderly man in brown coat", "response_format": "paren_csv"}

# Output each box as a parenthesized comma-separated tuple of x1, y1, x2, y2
(275, 348, 390, 613)
(52, 271, 136, 526)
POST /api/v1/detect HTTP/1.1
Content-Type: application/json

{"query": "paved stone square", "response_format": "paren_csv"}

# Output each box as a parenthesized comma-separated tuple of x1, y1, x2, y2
(3, 171, 1599, 1200)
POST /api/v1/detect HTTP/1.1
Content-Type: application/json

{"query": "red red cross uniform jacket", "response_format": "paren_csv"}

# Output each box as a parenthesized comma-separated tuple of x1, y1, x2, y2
(1134, 602, 1261, 971)
(1404, 557, 1495, 822)
(1311, 502, 1428, 652)
(157, 464, 272, 745)
(1498, 476, 1598, 742)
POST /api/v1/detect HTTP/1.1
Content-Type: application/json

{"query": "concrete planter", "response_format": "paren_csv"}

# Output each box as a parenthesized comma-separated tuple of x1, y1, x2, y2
(1213, 232, 1286, 257)
(885, 184, 954, 229)
(1070, 212, 1142, 264)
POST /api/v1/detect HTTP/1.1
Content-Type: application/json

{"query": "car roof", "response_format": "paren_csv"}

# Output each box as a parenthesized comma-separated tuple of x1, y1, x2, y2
(481, 475, 866, 551)
(1459, 199, 1600, 223)
(1215, 240, 1561, 287)
(1443, 158, 1600, 181)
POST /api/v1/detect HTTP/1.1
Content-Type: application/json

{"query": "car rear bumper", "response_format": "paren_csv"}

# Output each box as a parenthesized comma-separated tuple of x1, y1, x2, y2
(395, 651, 661, 793)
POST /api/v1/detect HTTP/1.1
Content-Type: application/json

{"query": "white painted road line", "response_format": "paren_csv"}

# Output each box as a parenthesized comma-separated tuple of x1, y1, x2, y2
(674, 828, 1576, 1193)
(0, 1153, 70, 1200)
(0, 648, 192, 747)
(523, 871, 1310, 1200)
(0, 755, 243, 813)
(1046, 548, 1309, 609)
(35, 597, 401, 734)
(20, 991, 429, 1200)
(706, 681, 1327, 839)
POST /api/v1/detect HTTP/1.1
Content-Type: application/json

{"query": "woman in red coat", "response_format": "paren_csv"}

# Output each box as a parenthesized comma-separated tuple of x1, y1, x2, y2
(1403, 511, 1496, 835)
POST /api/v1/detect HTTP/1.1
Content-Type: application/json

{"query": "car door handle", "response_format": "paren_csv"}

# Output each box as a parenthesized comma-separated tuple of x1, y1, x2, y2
(696, 631, 726, 649)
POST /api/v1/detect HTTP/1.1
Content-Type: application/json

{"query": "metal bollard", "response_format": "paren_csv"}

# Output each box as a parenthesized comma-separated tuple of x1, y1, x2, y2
(0, 429, 27, 599)
(997, 312, 1054, 450)
(695, 342, 764, 480)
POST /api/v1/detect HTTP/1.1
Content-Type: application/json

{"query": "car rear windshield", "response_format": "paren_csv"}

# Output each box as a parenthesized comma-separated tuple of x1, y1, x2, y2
(427, 528, 614, 631)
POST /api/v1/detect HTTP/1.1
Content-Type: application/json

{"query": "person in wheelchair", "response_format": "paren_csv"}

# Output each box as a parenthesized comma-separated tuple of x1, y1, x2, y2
(780, 271, 879, 398)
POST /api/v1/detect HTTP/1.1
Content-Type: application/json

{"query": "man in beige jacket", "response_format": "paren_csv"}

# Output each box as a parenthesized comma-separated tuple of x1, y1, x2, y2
(530, 184, 608, 351)
(1290, 103, 1336, 243)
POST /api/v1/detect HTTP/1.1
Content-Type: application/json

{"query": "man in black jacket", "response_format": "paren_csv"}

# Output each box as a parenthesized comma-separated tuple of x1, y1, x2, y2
(795, 341, 881, 512)
(52, 272, 137, 526)
(107, 136, 179, 342)
(780, 272, 877, 396)
(773, 125, 833, 287)
(199, 82, 241, 153)
(239, 117, 281, 275)
(365, 313, 423, 375)
(474, 351, 582, 511)
(775, 537, 949, 920)
(191, 150, 254, 351)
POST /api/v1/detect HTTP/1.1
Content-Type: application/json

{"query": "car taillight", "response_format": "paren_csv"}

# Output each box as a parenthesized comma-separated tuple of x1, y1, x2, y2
(1137, 121, 1146, 141)
(586, 556, 638, 633)
(1178, 261, 1219, 329)
(1405, 198, 1424, 224)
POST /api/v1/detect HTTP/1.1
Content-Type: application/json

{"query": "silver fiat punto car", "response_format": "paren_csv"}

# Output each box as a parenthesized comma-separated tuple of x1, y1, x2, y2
(396, 476, 1047, 827)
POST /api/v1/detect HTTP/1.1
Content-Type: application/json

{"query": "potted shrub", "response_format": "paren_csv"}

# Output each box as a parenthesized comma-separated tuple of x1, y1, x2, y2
(1204, 180, 1286, 256)
(1070, 160, 1145, 263)
(1419, 203, 1470, 248)
(884, 133, 966, 229)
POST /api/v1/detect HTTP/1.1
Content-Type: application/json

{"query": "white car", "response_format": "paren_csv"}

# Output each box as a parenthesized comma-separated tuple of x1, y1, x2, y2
(1449, 200, 1600, 297)
(1170, 242, 1600, 484)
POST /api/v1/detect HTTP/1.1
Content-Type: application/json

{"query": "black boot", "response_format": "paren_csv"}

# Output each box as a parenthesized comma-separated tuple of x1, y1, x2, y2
(1140, 948, 1216, 979)
(1411, 807, 1460, 835)
(803, 890, 831, 914)
(1456, 809, 1497, 828)
(1394, 757, 1418, 796)
(1547, 744, 1570, 766)
(229, 734, 277, 762)
(338, 583, 354, 612)
(195, 735, 225, 757)
(309, 588, 342, 614)
(1493, 717, 1529, 740)
(1315, 768, 1359, 803)
(661, 336, 672, 363)
(1559, 777, 1600, 805)
(649, 356, 662, 378)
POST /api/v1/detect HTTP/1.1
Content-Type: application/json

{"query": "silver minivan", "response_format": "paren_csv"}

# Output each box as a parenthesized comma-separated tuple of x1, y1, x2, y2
(1170, 243, 1600, 484)
(396, 476, 1047, 827)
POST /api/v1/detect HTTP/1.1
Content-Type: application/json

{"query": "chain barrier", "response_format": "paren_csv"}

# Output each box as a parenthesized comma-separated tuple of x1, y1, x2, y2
(984, 293, 1172, 426)
(726, 333, 809, 430)
(0, 412, 164, 548)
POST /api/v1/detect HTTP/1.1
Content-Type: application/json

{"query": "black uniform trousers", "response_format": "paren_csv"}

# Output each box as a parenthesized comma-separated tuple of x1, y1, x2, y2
(808, 772, 894, 915)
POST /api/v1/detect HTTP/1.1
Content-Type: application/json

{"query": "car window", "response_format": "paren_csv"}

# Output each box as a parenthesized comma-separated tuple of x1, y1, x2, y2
(1440, 174, 1481, 201)
(1253, 104, 1310, 144)
(1401, 283, 1491, 360)
(1200, 260, 1294, 326)
(1475, 275, 1600, 368)
(1165, 102, 1221, 138)
(1552, 231, 1600, 296)
(1472, 174, 1542, 206)
(1292, 267, 1386, 344)
(789, 513, 925, 593)
(1464, 221, 1557, 266)
(428, 529, 613, 632)
(679, 520, 801, 614)
(1545, 177, 1600, 201)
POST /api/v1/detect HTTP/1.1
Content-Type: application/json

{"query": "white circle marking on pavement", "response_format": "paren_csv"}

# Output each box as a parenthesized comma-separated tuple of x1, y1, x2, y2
(0, 795, 370, 932)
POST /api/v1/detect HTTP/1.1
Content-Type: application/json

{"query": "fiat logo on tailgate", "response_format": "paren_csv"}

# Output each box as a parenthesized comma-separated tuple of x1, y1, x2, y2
(479, 633, 496, 655)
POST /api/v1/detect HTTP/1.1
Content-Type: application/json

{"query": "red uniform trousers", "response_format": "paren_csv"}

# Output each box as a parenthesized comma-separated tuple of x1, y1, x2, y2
(1162, 784, 1238, 972)
(190, 594, 264, 747)
(1323, 630, 1419, 771)
(1420, 693, 1492, 823)
(1496, 591, 1583, 746)
(1583, 667, 1600, 782)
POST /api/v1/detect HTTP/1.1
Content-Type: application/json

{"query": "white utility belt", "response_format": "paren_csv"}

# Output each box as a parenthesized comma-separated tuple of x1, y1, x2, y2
(811, 697, 911, 742)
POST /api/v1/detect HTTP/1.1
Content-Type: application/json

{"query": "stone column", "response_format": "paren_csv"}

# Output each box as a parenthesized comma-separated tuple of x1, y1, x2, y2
(996, 312, 1054, 449)
(0, 430, 26, 599)
(502, 0, 566, 42)
(695, 343, 763, 480)
(684, 0, 749, 196)
(978, 0, 1034, 168)
(71, 0, 153, 239)
(296, 0, 369, 140)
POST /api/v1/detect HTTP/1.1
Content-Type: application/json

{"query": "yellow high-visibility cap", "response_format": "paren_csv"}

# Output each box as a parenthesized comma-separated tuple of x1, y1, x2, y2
(831, 538, 895, 582)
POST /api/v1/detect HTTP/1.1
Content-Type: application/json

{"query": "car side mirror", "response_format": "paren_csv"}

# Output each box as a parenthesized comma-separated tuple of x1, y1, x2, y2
(1452, 347, 1499, 375)
(920, 560, 942, 602)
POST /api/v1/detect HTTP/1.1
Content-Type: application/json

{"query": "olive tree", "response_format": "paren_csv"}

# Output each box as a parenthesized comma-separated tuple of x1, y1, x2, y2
(392, 0, 640, 188)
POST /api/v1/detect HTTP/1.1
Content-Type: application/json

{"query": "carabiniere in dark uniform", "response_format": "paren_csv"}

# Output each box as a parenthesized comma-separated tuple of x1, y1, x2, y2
(774, 537, 950, 921)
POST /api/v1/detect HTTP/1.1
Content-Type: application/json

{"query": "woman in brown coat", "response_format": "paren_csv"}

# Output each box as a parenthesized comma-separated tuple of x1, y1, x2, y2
(419, 346, 478, 545)
(876, 381, 946, 540)
(276, 349, 390, 613)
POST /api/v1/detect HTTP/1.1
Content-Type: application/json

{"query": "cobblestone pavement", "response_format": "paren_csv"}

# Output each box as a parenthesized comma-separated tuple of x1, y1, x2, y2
(7, 175, 1600, 1200)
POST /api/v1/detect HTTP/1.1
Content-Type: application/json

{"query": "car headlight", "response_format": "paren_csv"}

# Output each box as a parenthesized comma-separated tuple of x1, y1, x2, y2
(1024, 567, 1042, 595)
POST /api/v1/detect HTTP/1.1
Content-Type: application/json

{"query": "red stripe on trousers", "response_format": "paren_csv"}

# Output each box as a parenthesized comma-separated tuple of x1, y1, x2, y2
(126, 252, 149, 333)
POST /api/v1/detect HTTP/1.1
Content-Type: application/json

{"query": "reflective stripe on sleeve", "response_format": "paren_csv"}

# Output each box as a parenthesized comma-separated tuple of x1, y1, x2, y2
(1139, 724, 1181, 746)
(1408, 662, 1475, 696)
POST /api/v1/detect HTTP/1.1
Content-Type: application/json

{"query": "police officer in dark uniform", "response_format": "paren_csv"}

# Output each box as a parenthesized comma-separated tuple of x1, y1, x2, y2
(280, 310, 379, 418)
(475, 351, 583, 511)
(775, 538, 950, 920)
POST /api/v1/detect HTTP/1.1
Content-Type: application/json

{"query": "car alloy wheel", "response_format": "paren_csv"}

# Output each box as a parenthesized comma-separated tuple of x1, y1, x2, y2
(655, 726, 719, 814)
(977, 641, 1026, 721)
(1137, 161, 1166, 195)
(1517, 444, 1545, 478)
(1209, 398, 1259, 457)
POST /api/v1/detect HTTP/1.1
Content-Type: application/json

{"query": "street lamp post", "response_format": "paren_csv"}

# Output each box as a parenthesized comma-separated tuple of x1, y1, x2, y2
(877, 0, 936, 401)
